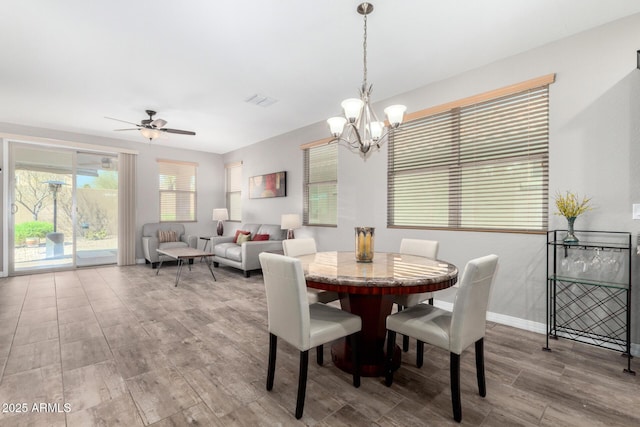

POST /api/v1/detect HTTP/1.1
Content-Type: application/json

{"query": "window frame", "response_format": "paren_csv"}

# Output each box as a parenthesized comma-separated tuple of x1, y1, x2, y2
(303, 142, 338, 227)
(157, 159, 197, 223)
(225, 161, 242, 222)
(387, 74, 555, 234)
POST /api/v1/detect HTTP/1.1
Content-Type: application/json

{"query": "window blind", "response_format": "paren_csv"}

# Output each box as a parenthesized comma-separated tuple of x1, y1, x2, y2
(304, 143, 337, 226)
(388, 85, 549, 232)
(158, 160, 197, 222)
(225, 162, 242, 221)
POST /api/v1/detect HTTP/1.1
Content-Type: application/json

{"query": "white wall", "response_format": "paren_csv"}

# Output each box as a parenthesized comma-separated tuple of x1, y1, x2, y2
(223, 13, 640, 346)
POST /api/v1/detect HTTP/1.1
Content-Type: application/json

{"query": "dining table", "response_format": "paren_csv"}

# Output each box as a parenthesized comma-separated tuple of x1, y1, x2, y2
(296, 251, 458, 377)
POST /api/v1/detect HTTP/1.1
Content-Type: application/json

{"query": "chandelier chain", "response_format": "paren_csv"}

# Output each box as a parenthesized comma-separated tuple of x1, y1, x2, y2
(363, 12, 368, 89)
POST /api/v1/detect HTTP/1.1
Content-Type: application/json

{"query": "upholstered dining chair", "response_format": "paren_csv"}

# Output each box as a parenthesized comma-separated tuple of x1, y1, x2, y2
(259, 252, 362, 419)
(384, 254, 499, 423)
(392, 238, 439, 354)
(283, 238, 340, 305)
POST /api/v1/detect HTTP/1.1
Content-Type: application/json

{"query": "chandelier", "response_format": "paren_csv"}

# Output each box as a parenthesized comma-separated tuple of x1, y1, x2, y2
(327, 2, 406, 157)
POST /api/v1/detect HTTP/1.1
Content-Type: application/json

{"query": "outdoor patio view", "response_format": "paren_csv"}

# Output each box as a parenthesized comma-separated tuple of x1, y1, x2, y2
(13, 150, 118, 271)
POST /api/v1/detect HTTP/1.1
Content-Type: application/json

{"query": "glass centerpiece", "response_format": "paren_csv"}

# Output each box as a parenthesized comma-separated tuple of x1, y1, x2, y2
(355, 227, 375, 262)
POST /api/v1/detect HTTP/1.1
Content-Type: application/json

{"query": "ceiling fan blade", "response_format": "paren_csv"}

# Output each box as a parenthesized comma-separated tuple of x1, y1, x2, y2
(151, 118, 167, 128)
(105, 116, 140, 126)
(161, 128, 196, 136)
(113, 128, 139, 131)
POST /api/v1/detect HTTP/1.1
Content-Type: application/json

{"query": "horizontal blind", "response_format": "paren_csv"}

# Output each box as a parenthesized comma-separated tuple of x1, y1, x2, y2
(158, 160, 197, 222)
(388, 85, 549, 232)
(304, 143, 337, 226)
(226, 162, 242, 221)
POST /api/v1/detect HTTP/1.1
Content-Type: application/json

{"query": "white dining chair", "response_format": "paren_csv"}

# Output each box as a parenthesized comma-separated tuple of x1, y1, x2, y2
(259, 252, 362, 419)
(283, 238, 340, 305)
(384, 254, 498, 423)
(392, 238, 439, 354)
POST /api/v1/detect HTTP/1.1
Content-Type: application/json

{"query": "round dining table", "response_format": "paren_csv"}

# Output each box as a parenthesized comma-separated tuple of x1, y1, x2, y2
(296, 251, 458, 377)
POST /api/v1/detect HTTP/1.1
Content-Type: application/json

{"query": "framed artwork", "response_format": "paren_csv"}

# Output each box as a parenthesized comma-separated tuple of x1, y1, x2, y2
(249, 171, 287, 199)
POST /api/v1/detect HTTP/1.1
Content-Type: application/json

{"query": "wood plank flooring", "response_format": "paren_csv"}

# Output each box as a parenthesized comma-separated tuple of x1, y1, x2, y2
(0, 264, 638, 426)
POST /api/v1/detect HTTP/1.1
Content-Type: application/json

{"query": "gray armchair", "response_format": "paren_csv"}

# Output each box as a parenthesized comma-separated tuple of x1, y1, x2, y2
(141, 223, 197, 268)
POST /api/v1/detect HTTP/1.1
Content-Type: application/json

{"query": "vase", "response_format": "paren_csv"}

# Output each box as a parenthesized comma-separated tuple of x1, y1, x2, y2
(564, 216, 579, 244)
(355, 227, 375, 262)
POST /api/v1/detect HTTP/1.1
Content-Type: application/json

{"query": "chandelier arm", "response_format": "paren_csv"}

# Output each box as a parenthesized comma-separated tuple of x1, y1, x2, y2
(325, 3, 406, 159)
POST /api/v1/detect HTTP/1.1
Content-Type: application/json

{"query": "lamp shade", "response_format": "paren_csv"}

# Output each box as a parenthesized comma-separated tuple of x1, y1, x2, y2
(213, 208, 229, 221)
(384, 105, 407, 126)
(341, 98, 364, 122)
(327, 116, 347, 137)
(281, 214, 302, 230)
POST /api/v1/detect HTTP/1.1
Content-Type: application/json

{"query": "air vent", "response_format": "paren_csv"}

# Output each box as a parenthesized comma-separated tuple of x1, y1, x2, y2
(244, 94, 278, 108)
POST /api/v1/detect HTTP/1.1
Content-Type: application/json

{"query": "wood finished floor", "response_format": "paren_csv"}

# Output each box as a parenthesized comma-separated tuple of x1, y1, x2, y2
(0, 264, 638, 426)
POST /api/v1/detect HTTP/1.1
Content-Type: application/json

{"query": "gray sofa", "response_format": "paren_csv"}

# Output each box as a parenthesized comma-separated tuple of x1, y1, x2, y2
(211, 223, 285, 277)
(141, 223, 198, 268)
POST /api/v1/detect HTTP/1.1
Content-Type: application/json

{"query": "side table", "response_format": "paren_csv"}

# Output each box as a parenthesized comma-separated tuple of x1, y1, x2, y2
(199, 237, 212, 262)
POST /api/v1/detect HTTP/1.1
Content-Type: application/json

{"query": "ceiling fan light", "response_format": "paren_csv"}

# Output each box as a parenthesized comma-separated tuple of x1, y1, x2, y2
(341, 98, 364, 122)
(140, 128, 161, 140)
(384, 104, 407, 127)
(327, 117, 347, 137)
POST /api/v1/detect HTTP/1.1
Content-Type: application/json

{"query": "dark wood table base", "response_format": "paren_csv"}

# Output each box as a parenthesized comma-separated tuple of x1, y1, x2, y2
(331, 293, 401, 377)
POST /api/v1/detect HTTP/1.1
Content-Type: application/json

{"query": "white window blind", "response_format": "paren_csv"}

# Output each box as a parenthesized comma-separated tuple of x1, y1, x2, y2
(388, 84, 549, 232)
(304, 143, 337, 226)
(225, 162, 242, 221)
(158, 159, 197, 222)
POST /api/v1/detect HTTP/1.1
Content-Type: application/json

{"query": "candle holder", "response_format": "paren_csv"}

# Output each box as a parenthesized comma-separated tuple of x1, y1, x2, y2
(355, 226, 375, 262)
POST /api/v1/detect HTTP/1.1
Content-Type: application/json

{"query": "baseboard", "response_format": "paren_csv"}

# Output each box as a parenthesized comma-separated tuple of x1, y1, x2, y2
(433, 300, 638, 357)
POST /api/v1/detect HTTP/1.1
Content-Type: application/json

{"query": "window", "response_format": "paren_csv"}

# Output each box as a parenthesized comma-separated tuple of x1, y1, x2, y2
(304, 143, 337, 226)
(225, 161, 242, 221)
(158, 159, 197, 222)
(388, 76, 553, 232)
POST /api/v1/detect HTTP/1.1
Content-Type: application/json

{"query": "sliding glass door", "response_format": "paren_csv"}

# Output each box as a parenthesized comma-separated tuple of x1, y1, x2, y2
(9, 143, 118, 273)
(75, 152, 118, 267)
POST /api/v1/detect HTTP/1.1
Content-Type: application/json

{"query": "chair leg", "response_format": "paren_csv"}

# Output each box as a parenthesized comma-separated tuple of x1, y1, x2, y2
(266, 334, 277, 391)
(295, 350, 309, 419)
(475, 338, 486, 397)
(316, 345, 323, 366)
(398, 305, 410, 352)
(351, 332, 361, 388)
(428, 297, 434, 305)
(416, 340, 424, 368)
(385, 330, 396, 386)
(450, 352, 462, 422)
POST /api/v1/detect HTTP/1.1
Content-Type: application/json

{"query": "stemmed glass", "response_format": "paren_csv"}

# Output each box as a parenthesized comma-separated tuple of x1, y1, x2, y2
(589, 248, 603, 281)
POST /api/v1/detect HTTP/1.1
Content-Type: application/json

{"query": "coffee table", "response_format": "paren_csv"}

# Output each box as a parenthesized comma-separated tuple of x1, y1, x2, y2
(156, 247, 216, 287)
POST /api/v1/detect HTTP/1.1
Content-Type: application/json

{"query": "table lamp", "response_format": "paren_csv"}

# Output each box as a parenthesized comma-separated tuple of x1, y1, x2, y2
(213, 208, 229, 236)
(281, 214, 302, 239)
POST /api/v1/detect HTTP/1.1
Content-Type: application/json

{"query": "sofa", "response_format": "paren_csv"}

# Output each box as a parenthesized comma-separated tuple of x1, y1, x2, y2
(141, 223, 198, 268)
(211, 223, 285, 277)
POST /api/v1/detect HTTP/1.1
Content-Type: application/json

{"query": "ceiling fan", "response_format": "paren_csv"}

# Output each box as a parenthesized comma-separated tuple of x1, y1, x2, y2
(106, 110, 196, 141)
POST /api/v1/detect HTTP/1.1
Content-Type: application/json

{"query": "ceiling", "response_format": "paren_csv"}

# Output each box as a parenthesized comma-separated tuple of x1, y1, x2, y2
(2, 1, 640, 154)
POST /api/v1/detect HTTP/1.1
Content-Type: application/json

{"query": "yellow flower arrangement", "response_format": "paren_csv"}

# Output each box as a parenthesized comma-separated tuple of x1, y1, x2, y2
(554, 191, 592, 218)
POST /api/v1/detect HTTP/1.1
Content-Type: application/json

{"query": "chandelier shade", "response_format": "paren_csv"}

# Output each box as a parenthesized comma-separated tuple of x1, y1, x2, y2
(327, 2, 406, 158)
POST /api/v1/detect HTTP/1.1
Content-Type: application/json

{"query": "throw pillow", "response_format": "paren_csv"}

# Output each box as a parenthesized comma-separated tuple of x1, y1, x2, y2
(233, 229, 250, 243)
(158, 230, 177, 243)
(236, 233, 251, 245)
(252, 233, 270, 241)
